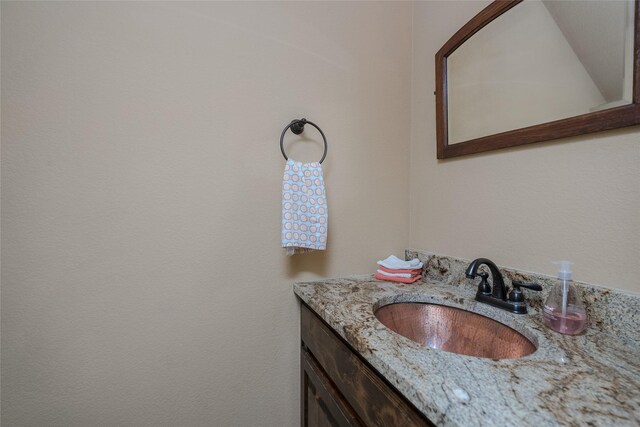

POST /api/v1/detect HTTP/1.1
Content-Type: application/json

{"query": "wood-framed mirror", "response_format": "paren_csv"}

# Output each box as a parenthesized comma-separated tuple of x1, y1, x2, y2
(436, 0, 640, 159)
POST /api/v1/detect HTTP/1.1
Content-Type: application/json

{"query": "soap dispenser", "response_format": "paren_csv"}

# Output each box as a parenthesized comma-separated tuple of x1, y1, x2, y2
(543, 261, 587, 335)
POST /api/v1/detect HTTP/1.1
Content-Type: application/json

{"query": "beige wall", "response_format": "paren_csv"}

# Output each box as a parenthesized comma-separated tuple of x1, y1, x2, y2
(1, 2, 411, 425)
(3, 1, 639, 425)
(411, 1, 640, 292)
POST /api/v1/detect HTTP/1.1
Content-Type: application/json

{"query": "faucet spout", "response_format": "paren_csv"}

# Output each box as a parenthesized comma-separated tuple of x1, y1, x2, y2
(465, 258, 507, 301)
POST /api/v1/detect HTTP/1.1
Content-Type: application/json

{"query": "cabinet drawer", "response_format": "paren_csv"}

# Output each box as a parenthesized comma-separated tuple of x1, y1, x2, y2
(301, 304, 432, 427)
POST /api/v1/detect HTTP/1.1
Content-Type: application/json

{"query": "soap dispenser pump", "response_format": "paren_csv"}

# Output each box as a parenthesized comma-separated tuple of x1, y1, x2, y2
(543, 261, 587, 335)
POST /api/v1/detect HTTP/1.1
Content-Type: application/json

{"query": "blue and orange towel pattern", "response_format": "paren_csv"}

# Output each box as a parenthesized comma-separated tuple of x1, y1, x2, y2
(282, 159, 328, 255)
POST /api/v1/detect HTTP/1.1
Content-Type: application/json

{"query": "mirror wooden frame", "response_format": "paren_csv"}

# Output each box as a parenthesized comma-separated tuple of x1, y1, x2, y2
(436, 0, 640, 159)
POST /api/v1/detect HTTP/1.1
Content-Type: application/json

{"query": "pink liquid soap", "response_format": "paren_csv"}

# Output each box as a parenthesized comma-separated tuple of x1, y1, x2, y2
(543, 306, 587, 335)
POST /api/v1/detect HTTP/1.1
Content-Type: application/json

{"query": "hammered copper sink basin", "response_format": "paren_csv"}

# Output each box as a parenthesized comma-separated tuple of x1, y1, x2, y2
(374, 303, 536, 359)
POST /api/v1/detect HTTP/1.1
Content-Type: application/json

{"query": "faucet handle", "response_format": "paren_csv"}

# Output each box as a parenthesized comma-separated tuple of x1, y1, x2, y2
(512, 281, 542, 291)
(508, 280, 542, 303)
(476, 272, 491, 295)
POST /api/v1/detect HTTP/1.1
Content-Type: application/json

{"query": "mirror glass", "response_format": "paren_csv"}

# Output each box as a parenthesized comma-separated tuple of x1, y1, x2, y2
(447, 0, 635, 145)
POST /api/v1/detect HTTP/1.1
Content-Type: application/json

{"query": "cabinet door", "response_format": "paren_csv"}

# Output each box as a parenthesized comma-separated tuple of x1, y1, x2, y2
(302, 349, 363, 427)
(300, 304, 433, 427)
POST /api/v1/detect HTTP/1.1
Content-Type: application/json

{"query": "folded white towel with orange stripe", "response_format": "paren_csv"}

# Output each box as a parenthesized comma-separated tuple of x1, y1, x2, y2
(377, 265, 421, 275)
(374, 271, 422, 284)
(377, 255, 423, 270)
(374, 255, 423, 284)
(376, 269, 416, 278)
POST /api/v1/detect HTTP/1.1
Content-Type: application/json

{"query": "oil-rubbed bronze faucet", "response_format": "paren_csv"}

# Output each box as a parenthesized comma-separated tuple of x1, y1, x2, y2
(465, 258, 541, 314)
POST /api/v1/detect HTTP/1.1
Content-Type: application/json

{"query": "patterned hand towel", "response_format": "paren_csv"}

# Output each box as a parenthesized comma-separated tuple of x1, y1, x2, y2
(282, 159, 328, 255)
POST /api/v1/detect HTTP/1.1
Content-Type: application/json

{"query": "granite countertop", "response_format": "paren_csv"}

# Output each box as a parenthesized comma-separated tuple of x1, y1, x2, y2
(293, 255, 640, 427)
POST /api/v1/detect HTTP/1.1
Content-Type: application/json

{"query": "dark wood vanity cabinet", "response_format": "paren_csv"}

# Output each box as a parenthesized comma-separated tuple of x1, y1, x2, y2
(300, 304, 433, 427)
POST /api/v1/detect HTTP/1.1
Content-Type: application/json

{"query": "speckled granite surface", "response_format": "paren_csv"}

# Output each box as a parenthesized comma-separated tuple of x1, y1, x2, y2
(293, 251, 640, 426)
